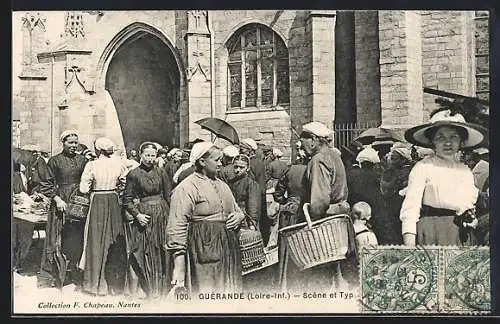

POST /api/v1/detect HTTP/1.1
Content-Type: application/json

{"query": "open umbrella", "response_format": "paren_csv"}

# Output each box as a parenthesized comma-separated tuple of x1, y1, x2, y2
(353, 127, 405, 145)
(194, 117, 240, 145)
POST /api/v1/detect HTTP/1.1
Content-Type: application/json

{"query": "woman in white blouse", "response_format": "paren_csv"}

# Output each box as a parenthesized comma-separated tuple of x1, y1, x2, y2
(78, 137, 128, 296)
(400, 110, 486, 246)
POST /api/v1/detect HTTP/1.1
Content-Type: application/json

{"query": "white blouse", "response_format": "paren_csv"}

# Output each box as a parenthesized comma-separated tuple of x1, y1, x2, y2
(79, 155, 128, 193)
(400, 155, 478, 235)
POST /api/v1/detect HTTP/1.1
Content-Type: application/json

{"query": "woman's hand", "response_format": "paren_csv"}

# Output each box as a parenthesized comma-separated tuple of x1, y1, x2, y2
(226, 211, 245, 230)
(463, 217, 479, 229)
(403, 233, 416, 247)
(54, 196, 67, 213)
(136, 213, 151, 227)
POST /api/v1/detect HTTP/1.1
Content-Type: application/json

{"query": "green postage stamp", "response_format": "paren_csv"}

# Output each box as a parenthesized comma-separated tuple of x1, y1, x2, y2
(360, 246, 490, 314)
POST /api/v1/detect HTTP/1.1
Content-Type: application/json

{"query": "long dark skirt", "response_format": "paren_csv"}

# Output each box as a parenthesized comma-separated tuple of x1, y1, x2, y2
(417, 215, 470, 246)
(12, 219, 35, 269)
(125, 197, 169, 299)
(37, 186, 85, 289)
(187, 221, 242, 294)
(79, 191, 126, 296)
(375, 195, 403, 245)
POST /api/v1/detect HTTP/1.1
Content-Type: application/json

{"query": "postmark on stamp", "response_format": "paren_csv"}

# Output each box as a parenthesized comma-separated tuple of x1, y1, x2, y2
(360, 246, 439, 313)
(442, 246, 490, 313)
(359, 245, 491, 314)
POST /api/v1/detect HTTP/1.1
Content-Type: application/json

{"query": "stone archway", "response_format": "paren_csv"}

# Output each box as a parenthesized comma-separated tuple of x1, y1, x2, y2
(103, 28, 182, 153)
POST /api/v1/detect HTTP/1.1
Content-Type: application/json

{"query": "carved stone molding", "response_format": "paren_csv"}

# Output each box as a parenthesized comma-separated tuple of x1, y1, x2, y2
(186, 37, 210, 81)
(64, 11, 86, 38)
(21, 12, 46, 32)
(187, 10, 210, 35)
(64, 65, 95, 94)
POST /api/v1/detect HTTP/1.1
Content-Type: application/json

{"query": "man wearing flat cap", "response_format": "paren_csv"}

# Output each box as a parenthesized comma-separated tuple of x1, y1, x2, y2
(299, 122, 349, 219)
(296, 121, 354, 291)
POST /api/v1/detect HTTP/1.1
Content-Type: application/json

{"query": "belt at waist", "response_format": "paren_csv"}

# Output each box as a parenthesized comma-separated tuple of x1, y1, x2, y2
(420, 205, 456, 217)
(191, 213, 225, 223)
(93, 189, 117, 193)
(140, 195, 164, 203)
(191, 219, 226, 224)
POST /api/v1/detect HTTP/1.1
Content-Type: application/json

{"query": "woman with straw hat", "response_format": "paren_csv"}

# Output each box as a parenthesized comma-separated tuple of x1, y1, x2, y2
(400, 109, 486, 246)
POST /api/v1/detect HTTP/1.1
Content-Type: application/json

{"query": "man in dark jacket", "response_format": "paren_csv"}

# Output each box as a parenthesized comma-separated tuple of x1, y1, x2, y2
(240, 138, 270, 244)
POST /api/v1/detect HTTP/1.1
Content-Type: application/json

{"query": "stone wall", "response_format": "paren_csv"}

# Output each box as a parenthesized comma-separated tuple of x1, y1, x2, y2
(474, 11, 490, 102)
(211, 10, 336, 160)
(14, 10, 486, 157)
(378, 11, 424, 128)
(354, 10, 381, 125)
(18, 71, 52, 151)
(420, 11, 476, 118)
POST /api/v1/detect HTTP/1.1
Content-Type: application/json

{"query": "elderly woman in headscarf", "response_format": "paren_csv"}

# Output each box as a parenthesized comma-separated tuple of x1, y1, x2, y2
(122, 142, 172, 299)
(77, 137, 129, 296)
(347, 146, 381, 206)
(37, 130, 88, 289)
(377, 142, 415, 245)
(166, 142, 246, 295)
(345, 145, 383, 240)
(401, 109, 485, 246)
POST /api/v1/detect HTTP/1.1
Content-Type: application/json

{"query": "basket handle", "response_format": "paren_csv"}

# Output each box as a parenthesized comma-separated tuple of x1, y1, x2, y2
(302, 203, 313, 229)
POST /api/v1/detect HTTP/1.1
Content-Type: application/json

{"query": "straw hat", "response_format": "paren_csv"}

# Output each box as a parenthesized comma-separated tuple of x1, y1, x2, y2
(404, 110, 485, 149)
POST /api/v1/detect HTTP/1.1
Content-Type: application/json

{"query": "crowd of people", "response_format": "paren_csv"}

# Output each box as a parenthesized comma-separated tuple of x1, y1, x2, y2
(12, 107, 489, 299)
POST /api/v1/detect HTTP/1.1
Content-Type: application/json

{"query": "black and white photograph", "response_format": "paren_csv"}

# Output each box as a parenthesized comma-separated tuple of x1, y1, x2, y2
(11, 9, 492, 314)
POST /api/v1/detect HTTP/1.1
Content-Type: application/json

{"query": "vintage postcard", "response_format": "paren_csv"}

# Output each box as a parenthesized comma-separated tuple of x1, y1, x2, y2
(11, 9, 491, 315)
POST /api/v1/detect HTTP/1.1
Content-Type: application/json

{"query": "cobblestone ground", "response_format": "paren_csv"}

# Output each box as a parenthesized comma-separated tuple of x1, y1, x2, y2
(13, 234, 361, 314)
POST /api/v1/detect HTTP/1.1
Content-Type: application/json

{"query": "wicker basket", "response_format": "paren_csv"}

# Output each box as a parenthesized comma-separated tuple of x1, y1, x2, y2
(242, 246, 279, 275)
(279, 203, 352, 271)
(239, 228, 266, 270)
(66, 194, 90, 221)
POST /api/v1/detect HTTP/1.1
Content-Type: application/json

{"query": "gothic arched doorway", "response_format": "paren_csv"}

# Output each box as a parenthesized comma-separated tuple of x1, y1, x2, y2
(105, 32, 181, 152)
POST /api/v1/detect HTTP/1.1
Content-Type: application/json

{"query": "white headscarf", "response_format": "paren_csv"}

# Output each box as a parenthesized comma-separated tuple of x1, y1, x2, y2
(223, 145, 239, 158)
(94, 137, 115, 152)
(241, 138, 258, 151)
(60, 129, 79, 142)
(356, 146, 380, 164)
(189, 141, 215, 163)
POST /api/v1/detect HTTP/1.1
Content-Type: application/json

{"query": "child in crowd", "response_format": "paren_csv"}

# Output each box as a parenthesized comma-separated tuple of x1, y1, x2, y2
(351, 201, 379, 250)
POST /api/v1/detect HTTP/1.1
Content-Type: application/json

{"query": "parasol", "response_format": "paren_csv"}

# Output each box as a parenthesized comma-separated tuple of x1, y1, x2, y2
(194, 117, 240, 145)
(353, 127, 405, 145)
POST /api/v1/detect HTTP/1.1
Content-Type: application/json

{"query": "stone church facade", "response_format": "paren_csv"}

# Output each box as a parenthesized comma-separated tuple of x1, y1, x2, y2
(13, 10, 489, 159)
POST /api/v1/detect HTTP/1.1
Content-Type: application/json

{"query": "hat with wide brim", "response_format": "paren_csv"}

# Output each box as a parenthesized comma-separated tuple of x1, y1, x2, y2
(404, 110, 486, 149)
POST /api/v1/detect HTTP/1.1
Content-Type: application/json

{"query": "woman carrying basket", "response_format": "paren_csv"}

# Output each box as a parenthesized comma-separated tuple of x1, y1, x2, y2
(166, 142, 245, 295)
(37, 130, 88, 289)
